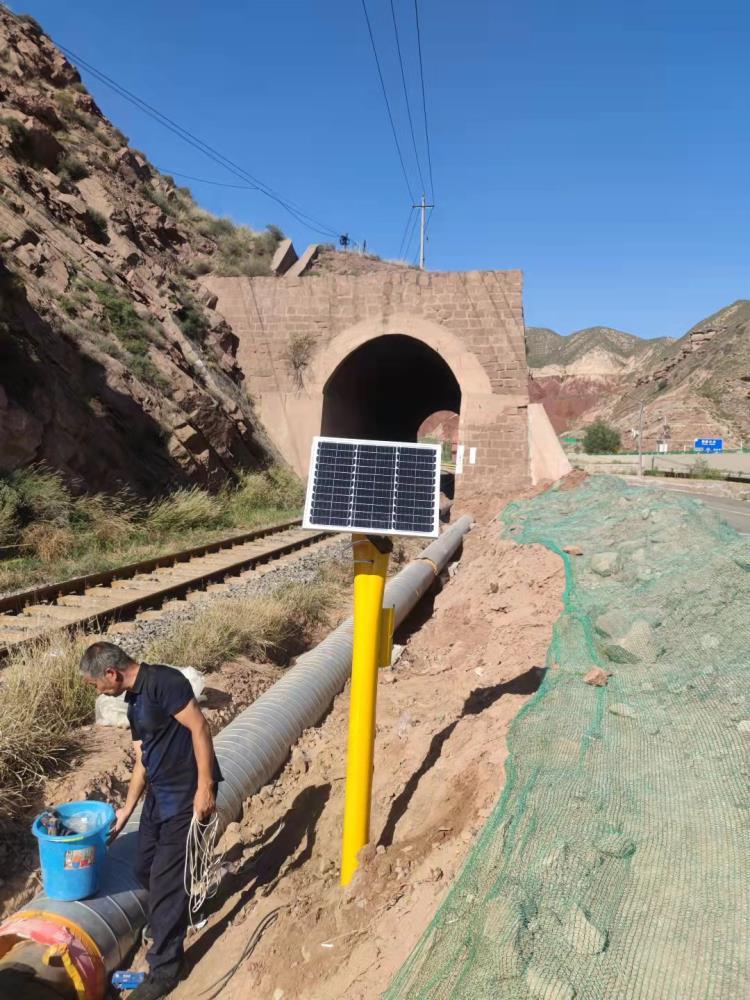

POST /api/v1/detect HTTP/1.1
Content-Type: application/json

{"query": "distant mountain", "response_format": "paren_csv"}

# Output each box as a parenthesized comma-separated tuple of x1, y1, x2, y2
(527, 307, 750, 448)
(526, 325, 674, 372)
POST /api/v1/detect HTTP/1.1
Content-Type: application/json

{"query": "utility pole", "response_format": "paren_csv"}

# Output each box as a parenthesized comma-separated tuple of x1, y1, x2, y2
(412, 193, 434, 270)
(638, 401, 645, 477)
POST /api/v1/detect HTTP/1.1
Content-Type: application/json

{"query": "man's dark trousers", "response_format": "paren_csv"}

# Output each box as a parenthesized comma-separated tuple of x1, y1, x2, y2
(135, 792, 192, 979)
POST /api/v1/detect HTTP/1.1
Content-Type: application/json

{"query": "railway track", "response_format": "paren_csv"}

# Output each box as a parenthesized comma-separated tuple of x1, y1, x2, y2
(0, 519, 330, 654)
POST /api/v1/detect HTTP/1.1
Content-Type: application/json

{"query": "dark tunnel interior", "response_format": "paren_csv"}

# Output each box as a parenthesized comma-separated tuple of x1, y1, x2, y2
(321, 335, 462, 443)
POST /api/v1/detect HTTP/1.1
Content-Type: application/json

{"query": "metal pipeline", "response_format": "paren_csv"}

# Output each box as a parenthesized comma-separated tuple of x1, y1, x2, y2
(0, 516, 472, 999)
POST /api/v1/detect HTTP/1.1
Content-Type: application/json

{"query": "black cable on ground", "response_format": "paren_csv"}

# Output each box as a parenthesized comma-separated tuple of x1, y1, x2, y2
(199, 905, 288, 999)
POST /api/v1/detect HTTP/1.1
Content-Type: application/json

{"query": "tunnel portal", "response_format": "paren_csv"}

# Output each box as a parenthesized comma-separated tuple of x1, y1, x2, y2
(321, 334, 462, 444)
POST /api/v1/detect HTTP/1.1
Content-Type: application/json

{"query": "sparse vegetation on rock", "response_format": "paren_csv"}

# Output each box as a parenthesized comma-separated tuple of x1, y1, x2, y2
(0, 5, 283, 496)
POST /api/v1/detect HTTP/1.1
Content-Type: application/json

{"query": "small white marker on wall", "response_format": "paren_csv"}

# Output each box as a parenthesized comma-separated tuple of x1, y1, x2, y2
(469, 447, 477, 465)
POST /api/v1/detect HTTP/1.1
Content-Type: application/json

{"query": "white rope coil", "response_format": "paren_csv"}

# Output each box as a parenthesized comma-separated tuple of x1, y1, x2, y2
(184, 813, 222, 927)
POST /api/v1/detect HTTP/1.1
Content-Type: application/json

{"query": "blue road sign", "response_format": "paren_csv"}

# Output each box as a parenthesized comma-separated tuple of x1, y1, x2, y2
(694, 438, 724, 453)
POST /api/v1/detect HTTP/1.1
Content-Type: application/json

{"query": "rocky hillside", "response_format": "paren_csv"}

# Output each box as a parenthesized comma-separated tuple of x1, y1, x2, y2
(527, 310, 750, 449)
(612, 300, 750, 448)
(0, 7, 285, 494)
(526, 325, 673, 374)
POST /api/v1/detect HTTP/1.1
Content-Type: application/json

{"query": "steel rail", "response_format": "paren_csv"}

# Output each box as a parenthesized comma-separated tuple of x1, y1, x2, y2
(0, 520, 331, 655)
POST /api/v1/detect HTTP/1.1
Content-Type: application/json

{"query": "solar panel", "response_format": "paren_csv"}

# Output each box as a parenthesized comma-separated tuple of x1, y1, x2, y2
(303, 436, 441, 538)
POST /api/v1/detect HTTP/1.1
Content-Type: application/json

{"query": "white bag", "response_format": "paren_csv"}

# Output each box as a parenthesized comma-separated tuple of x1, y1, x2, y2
(94, 664, 206, 728)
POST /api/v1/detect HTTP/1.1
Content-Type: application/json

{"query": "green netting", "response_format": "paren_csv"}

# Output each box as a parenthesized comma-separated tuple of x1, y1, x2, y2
(386, 476, 750, 999)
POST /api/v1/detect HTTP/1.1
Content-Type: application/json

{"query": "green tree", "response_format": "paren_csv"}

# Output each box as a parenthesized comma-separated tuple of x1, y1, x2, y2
(583, 419, 621, 454)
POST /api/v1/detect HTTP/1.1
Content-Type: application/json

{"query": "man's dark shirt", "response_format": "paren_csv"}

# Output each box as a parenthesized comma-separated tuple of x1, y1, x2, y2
(126, 663, 222, 820)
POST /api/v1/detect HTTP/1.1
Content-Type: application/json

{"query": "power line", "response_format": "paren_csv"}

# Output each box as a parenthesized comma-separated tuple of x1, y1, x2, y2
(389, 0, 425, 196)
(55, 42, 342, 240)
(359, 0, 416, 203)
(155, 169, 257, 190)
(404, 208, 420, 262)
(413, 0, 435, 202)
(397, 206, 416, 258)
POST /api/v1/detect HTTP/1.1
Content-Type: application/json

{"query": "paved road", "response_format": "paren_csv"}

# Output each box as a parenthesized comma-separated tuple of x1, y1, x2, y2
(634, 480, 750, 536)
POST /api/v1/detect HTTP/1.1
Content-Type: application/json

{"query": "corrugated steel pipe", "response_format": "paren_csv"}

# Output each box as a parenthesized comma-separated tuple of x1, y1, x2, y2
(0, 516, 472, 999)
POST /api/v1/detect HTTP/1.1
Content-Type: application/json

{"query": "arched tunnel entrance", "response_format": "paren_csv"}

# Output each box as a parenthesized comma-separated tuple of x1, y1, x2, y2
(321, 334, 462, 445)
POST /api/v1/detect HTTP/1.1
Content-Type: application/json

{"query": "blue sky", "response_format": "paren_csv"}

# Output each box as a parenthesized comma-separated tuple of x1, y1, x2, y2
(11, 0, 750, 338)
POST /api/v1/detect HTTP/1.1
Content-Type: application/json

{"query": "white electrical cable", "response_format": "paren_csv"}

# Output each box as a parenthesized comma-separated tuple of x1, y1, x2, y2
(184, 813, 222, 928)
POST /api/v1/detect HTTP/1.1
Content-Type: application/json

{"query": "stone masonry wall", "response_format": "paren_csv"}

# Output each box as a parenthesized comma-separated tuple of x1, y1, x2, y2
(205, 267, 530, 499)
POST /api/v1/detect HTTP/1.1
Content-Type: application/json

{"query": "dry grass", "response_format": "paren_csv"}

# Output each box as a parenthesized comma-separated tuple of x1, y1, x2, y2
(147, 487, 227, 534)
(20, 523, 75, 562)
(144, 578, 336, 671)
(0, 466, 304, 594)
(0, 631, 95, 824)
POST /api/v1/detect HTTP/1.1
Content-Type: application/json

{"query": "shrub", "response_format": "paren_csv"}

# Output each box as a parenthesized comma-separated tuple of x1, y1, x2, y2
(53, 92, 94, 131)
(71, 492, 136, 544)
(227, 466, 304, 523)
(583, 419, 621, 454)
(285, 333, 315, 389)
(254, 226, 283, 257)
(86, 207, 109, 241)
(193, 216, 280, 277)
(17, 13, 43, 34)
(1, 116, 33, 161)
(93, 283, 152, 355)
(56, 153, 89, 183)
(180, 258, 213, 278)
(195, 215, 236, 240)
(129, 355, 169, 389)
(21, 522, 75, 562)
(147, 487, 228, 534)
(3, 466, 72, 527)
(59, 294, 78, 316)
(690, 457, 724, 480)
(0, 485, 18, 544)
(214, 256, 271, 278)
(174, 292, 208, 342)
(59, 286, 90, 318)
(141, 184, 172, 214)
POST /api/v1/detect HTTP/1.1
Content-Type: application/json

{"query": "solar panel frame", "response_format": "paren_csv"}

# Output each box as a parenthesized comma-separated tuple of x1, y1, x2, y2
(302, 436, 442, 538)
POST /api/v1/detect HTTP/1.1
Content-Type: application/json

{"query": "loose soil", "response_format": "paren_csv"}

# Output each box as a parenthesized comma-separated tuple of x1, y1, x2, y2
(0, 505, 564, 999)
(172, 516, 563, 1000)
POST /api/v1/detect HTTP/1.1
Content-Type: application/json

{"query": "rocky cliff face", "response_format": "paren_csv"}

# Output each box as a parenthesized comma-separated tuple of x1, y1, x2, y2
(0, 8, 283, 494)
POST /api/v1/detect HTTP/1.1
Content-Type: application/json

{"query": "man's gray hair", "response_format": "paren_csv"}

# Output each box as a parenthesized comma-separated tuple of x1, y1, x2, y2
(79, 641, 135, 678)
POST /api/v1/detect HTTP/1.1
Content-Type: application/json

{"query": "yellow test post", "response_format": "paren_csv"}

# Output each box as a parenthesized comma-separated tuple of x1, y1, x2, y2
(340, 534, 390, 885)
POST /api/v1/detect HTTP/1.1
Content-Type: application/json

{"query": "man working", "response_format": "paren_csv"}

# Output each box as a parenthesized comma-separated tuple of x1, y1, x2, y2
(79, 642, 222, 1000)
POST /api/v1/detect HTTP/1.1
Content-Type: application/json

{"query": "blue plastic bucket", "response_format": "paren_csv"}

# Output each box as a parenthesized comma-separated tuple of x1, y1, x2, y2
(32, 800, 115, 901)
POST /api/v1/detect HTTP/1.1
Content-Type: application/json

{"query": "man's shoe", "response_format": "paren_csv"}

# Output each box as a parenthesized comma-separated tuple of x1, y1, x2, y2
(127, 972, 180, 1000)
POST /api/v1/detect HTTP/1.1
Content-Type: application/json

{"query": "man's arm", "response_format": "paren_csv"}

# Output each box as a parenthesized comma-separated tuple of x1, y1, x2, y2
(111, 740, 146, 842)
(174, 699, 217, 821)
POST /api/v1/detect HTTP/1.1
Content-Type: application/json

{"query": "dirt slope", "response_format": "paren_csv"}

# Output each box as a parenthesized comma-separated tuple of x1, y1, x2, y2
(0, 7, 283, 493)
(171, 516, 563, 1000)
